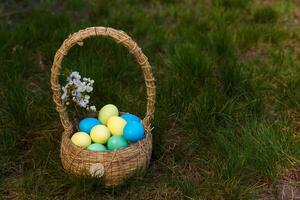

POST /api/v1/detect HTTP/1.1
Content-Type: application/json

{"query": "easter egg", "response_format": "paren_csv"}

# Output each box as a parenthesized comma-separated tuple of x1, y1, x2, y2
(107, 116, 127, 136)
(121, 113, 142, 123)
(79, 117, 101, 134)
(107, 136, 128, 150)
(71, 132, 91, 148)
(98, 104, 119, 125)
(123, 121, 145, 142)
(87, 143, 107, 152)
(90, 125, 111, 144)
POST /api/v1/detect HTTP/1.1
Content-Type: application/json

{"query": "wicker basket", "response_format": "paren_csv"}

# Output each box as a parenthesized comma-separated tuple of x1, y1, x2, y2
(50, 27, 156, 187)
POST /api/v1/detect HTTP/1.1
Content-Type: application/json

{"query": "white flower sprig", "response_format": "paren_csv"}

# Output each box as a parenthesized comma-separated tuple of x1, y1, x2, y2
(61, 71, 97, 112)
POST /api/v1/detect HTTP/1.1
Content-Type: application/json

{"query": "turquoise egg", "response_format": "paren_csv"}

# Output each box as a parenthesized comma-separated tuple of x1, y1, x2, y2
(121, 113, 141, 123)
(107, 136, 128, 150)
(123, 121, 144, 142)
(87, 143, 107, 151)
(79, 118, 101, 134)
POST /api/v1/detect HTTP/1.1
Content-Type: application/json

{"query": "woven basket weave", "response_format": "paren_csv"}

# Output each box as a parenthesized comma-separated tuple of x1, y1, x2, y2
(50, 27, 156, 187)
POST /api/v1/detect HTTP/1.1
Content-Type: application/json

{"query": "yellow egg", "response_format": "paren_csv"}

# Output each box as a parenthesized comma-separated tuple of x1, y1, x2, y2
(107, 116, 127, 136)
(98, 104, 119, 125)
(90, 125, 111, 144)
(71, 132, 91, 148)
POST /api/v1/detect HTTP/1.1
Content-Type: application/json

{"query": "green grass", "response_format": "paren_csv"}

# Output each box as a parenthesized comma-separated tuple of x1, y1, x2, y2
(1, 0, 300, 199)
(253, 6, 279, 24)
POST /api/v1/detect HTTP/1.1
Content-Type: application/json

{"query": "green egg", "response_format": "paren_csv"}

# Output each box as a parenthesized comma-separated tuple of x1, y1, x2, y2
(87, 143, 107, 151)
(107, 136, 128, 150)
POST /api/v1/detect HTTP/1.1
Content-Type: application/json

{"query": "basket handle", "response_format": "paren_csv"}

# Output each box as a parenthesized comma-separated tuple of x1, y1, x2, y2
(50, 27, 156, 134)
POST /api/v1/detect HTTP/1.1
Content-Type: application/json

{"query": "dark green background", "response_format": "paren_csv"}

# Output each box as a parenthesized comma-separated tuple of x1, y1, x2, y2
(0, 0, 300, 199)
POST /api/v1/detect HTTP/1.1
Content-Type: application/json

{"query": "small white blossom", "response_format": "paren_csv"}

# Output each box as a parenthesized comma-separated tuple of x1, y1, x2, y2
(89, 105, 97, 112)
(67, 77, 72, 82)
(86, 86, 93, 92)
(67, 80, 73, 85)
(61, 86, 68, 101)
(79, 99, 89, 108)
(77, 85, 86, 93)
(70, 71, 81, 79)
(84, 95, 90, 100)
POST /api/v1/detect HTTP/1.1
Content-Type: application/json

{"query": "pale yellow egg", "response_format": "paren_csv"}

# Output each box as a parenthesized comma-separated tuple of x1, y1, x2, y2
(90, 125, 111, 144)
(71, 132, 91, 148)
(98, 104, 119, 125)
(107, 116, 127, 136)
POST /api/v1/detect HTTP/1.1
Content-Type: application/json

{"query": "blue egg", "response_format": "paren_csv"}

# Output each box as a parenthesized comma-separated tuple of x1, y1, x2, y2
(121, 113, 141, 123)
(79, 118, 101, 134)
(123, 121, 144, 142)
